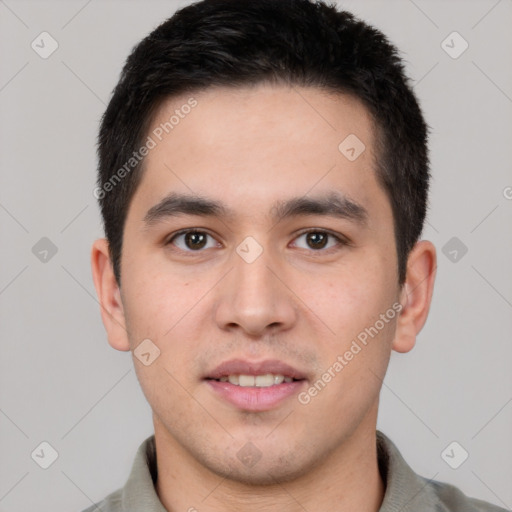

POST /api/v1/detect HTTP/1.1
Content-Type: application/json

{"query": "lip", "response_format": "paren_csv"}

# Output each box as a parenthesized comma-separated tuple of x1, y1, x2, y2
(206, 358, 307, 380)
(205, 359, 308, 412)
(207, 379, 306, 411)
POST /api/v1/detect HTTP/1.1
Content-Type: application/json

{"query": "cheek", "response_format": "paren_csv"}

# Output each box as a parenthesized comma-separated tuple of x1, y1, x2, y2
(122, 266, 205, 407)
(299, 258, 393, 339)
(300, 272, 396, 421)
(122, 258, 192, 335)
(121, 260, 213, 388)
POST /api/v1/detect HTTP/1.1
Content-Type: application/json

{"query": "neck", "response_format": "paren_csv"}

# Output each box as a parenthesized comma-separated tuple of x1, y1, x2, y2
(154, 410, 385, 512)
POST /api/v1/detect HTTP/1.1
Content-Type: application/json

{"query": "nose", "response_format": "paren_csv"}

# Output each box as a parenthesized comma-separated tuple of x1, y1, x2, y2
(214, 245, 297, 337)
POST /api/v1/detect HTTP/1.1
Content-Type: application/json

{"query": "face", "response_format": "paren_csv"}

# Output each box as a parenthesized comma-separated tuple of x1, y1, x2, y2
(104, 84, 409, 484)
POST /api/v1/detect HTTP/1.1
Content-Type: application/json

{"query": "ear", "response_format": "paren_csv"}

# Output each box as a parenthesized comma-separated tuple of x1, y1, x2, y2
(392, 240, 437, 353)
(91, 238, 131, 351)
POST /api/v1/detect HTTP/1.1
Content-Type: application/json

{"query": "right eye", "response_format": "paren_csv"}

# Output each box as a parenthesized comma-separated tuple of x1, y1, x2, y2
(166, 229, 221, 252)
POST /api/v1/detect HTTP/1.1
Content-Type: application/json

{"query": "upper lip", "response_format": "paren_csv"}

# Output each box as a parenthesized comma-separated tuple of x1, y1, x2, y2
(206, 359, 307, 380)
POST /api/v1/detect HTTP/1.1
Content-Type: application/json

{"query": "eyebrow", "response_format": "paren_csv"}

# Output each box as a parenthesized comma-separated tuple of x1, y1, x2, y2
(143, 191, 369, 228)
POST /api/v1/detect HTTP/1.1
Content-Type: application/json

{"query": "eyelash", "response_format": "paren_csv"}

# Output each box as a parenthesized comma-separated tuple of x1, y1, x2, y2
(165, 228, 350, 255)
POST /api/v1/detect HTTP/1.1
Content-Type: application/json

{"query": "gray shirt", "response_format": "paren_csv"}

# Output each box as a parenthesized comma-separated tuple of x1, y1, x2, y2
(82, 431, 508, 512)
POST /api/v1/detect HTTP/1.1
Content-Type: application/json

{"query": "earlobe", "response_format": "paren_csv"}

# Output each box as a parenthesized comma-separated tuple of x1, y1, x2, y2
(90, 238, 131, 352)
(392, 240, 437, 354)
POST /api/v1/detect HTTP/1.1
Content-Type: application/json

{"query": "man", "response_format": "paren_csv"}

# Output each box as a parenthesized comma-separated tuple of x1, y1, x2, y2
(88, 0, 505, 510)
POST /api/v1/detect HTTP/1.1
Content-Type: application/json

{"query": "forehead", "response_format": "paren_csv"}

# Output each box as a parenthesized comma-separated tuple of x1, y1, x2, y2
(149, 84, 375, 153)
(130, 84, 389, 227)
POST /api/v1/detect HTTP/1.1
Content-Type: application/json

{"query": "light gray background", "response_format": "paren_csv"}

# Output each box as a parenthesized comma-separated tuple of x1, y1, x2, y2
(1, 0, 511, 511)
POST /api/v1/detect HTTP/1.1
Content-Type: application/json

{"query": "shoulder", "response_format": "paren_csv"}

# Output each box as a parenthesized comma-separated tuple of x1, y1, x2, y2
(80, 488, 122, 512)
(78, 434, 161, 512)
(376, 431, 508, 512)
(425, 477, 509, 512)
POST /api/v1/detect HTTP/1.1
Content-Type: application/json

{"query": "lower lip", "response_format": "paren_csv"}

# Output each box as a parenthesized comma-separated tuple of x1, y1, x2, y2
(206, 379, 306, 411)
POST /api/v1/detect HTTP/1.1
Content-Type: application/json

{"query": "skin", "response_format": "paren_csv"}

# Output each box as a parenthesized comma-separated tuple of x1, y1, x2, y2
(91, 84, 436, 512)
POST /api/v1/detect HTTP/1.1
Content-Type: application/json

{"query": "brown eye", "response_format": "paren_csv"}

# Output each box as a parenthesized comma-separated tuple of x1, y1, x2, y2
(184, 232, 207, 250)
(292, 230, 346, 251)
(305, 232, 328, 249)
(168, 230, 218, 251)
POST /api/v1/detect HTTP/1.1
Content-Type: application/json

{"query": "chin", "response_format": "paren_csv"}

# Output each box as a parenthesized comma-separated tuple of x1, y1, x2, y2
(205, 450, 312, 486)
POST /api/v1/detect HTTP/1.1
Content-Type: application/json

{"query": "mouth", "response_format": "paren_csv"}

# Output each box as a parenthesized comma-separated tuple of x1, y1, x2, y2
(207, 373, 301, 387)
(204, 359, 307, 411)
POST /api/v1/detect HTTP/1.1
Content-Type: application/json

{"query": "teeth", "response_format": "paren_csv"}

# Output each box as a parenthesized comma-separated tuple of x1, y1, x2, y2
(218, 374, 294, 387)
(273, 374, 285, 385)
(239, 375, 255, 386)
(255, 374, 274, 387)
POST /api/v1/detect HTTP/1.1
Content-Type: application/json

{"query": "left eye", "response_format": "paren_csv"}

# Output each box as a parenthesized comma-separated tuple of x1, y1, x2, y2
(292, 230, 344, 251)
